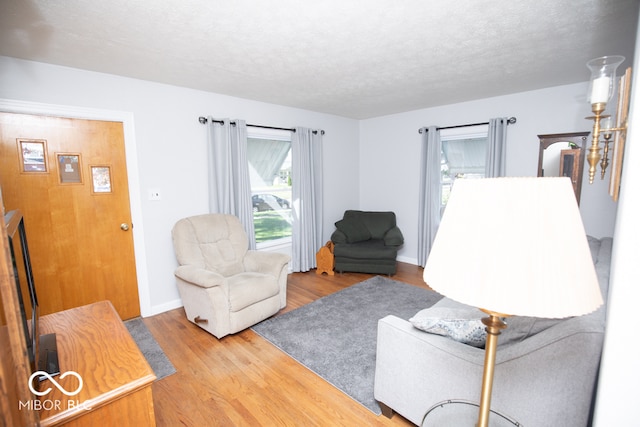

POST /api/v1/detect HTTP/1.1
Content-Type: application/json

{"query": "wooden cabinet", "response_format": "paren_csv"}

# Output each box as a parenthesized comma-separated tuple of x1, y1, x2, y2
(2, 190, 154, 427)
(537, 132, 589, 204)
(37, 301, 156, 426)
(560, 148, 581, 189)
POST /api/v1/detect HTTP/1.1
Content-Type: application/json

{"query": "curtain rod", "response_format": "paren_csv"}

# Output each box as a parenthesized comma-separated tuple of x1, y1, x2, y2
(198, 116, 295, 132)
(198, 117, 326, 135)
(419, 116, 517, 133)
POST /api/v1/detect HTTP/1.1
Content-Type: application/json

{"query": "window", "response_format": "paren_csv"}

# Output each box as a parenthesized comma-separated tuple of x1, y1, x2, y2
(247, 129, 292, 248)
(440, 125, 488, 206)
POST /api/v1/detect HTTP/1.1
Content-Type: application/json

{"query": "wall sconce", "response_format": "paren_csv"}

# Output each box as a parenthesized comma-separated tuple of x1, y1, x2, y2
(584, 56, 632, 200)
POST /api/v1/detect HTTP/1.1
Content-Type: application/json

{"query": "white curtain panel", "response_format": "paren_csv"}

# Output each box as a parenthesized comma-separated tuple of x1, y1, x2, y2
(291, 127, 324, 272)
(418, 117, 508, 265)
(485, 117, 509, 178)
(417, 126, 442, 267)
(206, 117, 256, 249)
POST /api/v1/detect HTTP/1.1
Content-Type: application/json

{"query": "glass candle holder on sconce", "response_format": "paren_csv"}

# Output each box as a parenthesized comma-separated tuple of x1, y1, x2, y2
(585, 55, 625, 183)
(586, 56, 625, 106)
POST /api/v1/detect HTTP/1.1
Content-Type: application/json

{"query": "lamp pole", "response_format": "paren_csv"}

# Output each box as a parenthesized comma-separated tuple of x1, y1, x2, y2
(477, 311, 507, 427)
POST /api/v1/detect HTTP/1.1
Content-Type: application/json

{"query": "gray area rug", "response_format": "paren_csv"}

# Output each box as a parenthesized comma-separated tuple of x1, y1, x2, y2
(251, 275, 443, 415)
(125, 318, 176, 381)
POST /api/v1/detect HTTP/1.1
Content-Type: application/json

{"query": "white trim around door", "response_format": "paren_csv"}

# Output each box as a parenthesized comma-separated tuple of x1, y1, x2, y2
(0, 98, 152, 317)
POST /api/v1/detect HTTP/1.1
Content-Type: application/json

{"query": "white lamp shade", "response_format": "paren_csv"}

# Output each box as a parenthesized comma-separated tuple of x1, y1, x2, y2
(423, 177, 603, 318)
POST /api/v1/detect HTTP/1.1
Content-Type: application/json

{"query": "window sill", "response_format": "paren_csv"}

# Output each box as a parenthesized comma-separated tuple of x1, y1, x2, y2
(256, 238, 292, 252)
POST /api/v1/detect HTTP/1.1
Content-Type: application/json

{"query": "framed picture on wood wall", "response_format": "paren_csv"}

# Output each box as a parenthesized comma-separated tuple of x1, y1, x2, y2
(18, 139, 48, 173)
(91, 165, 112, 194)
(57, 154, 82, 184)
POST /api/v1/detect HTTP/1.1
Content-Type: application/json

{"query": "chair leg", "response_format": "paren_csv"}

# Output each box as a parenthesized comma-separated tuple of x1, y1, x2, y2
(378, 401, 394, 418)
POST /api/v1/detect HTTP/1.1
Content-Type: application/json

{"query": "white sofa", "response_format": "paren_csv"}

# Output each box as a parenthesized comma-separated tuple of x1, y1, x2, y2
(374, 236, 612, 426)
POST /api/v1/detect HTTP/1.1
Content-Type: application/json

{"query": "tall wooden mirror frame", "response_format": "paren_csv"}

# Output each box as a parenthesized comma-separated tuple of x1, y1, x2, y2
(537, 132, 590, 205)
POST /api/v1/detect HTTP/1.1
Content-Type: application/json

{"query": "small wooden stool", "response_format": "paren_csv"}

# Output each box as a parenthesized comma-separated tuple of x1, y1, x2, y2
(316, 241, 335, 275)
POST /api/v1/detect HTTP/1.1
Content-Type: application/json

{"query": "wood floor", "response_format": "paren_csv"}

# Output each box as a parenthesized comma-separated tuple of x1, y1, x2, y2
(144, 262, 429, 426)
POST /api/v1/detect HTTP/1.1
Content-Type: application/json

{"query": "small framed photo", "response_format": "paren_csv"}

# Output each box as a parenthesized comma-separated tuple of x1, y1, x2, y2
(57, 154, 82, 184)
(91, 166, 112, 194)
(18, 139, 48, 173)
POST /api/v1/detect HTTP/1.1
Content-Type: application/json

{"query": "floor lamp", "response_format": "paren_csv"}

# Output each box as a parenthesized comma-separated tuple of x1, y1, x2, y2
(423, 177, 603, 427)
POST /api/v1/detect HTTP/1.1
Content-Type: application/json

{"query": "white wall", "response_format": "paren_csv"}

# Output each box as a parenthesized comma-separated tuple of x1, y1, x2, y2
(0, 55, 621, 316)
(593, 10, 640, 424)
(360, 83, 619, 264)
(0, 56, 360, 315)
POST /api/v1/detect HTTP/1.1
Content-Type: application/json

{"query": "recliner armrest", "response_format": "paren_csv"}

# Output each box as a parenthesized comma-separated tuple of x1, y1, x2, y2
(175, 265, 225, 288)
(243, 251, 291, 277)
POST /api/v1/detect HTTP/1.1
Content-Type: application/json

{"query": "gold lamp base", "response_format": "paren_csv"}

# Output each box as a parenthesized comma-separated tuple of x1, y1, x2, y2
(477, 310, 509, 427)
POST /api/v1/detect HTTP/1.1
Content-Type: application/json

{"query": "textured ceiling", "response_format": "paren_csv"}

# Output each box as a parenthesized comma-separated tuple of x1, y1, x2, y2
(0, 0, 638, 119)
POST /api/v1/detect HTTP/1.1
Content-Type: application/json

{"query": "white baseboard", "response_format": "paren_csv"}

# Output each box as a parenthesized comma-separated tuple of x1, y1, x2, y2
(397, 255, 419, 265)
(146, 298, 183, 318)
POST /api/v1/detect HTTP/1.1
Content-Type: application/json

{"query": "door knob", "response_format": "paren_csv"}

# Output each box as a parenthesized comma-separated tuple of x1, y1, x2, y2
(120, 223, 130, 231)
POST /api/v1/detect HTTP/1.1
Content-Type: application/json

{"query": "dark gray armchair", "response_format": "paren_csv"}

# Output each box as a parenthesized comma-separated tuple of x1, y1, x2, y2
(330, 210, 404, 275)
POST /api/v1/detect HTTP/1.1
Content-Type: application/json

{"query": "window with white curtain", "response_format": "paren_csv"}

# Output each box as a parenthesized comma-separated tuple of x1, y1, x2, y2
(247, 128, 292, 248)
(440, 125, 488, 206)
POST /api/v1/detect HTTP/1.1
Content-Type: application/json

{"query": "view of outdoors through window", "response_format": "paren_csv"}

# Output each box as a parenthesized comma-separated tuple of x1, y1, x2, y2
(247, 136, 292, 246)
(441, 136, 487, 205)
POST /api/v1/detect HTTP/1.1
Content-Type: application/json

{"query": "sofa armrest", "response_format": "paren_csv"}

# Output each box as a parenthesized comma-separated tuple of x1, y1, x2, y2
(330, 229, 348, 244)
(175, 265, 225, 289)
(243, 250, 291, 277)
(374, 314, 604, 426)
(375, 315, 482, 425)
(383, 226, 404, 246)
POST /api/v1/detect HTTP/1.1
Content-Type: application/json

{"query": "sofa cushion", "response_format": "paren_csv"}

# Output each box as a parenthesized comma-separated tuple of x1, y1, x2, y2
(497, 316, 563, 347)
(335, 218, 371, 243)
(414, 297, 565, 348)
(227, 272, 280, 312)
(343, 210, 397, 240)
(333, 239, 397, 259)
(409, 307, 487, 348)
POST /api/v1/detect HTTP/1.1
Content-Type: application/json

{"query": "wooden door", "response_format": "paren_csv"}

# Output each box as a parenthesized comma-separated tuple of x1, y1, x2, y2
(0, 112, 140, 319)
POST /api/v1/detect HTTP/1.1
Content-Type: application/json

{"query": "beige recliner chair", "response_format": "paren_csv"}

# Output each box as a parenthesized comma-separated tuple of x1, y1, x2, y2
(171, 214, 291, 338)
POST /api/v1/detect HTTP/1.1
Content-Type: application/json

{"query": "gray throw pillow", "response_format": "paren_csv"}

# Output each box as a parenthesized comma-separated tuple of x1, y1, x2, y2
(410, 307, 487, 348)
